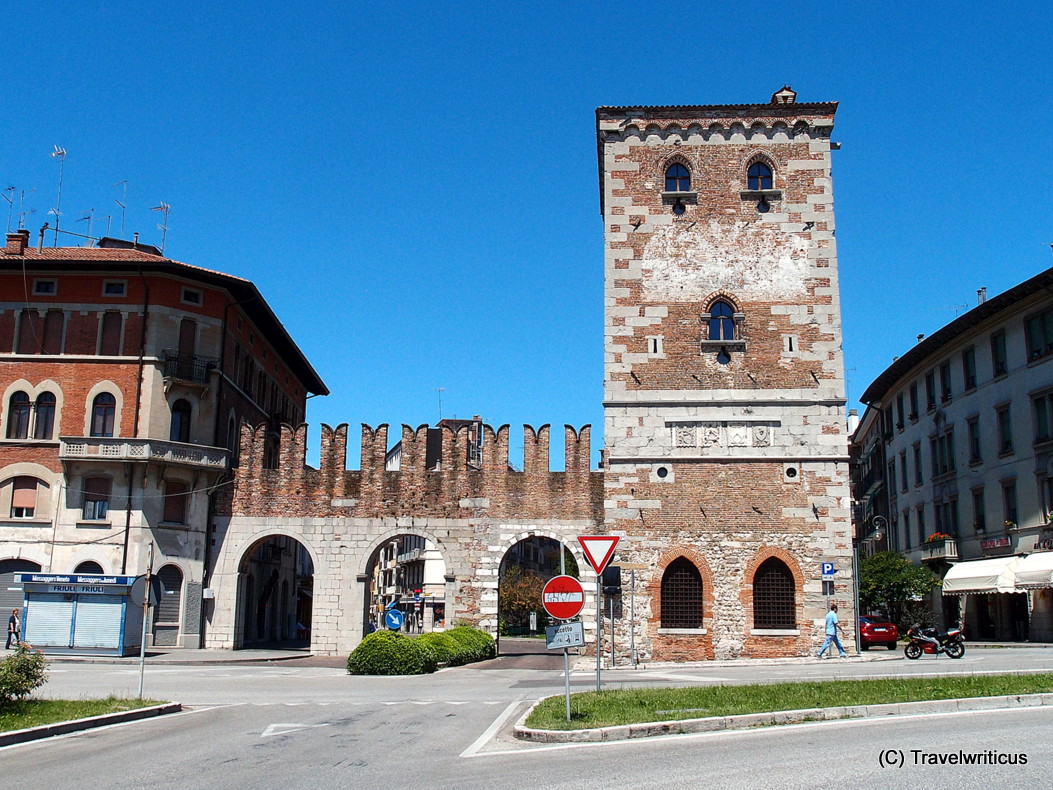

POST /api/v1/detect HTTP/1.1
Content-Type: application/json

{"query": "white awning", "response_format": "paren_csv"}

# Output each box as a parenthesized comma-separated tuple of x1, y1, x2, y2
(942, 556, 1022, 595)
(1014, 552, 1053, 589)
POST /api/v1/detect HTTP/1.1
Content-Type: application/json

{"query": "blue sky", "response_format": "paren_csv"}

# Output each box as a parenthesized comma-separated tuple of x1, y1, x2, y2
(5, 2, 1052, 468)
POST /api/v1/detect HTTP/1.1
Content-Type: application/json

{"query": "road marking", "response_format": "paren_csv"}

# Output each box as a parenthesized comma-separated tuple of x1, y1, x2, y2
(460, 696, 527, 758)
(643, 673, 734, 682)
(261, 722, 332, 738)
(469, 703, 1053, 757)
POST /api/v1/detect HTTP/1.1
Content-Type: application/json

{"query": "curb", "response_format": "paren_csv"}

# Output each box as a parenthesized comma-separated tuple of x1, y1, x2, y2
(0, 703, 182, 748)
(47, 654, 310, 666)
(514, 692, 1053, 743)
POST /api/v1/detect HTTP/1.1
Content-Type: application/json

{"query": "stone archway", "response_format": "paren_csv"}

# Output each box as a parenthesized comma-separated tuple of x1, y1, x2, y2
(235, 534, 315, 649)
(361, 533, 449, 636)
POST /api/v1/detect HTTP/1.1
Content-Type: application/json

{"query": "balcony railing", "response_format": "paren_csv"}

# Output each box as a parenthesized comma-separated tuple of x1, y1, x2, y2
(60, 437, 229, 470)
(163, 350, 218, 384)
(921, 537, 959, 563)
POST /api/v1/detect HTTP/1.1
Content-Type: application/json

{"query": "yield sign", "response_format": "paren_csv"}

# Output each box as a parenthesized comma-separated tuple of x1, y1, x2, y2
(578, 535, 621, 574)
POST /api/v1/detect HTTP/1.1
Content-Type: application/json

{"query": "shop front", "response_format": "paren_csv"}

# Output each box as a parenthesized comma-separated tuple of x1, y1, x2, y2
(17, 573, 143, 656)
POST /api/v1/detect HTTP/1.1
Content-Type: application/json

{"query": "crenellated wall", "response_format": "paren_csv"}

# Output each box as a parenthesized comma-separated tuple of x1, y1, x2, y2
(205, 420, 603, 655)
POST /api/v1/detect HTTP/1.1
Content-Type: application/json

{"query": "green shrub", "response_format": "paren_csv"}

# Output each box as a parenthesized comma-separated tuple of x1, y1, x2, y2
(0, 644, 48, 705)
(415, 632, 462, 665)
(346, 631, 437, 675)
(445, 626, 496, 662)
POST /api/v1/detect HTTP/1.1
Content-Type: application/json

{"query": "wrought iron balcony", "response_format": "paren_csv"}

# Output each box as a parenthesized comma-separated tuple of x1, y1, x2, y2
(163, 350, 218, 384)
(921, 537, 959, 563)
(60, 437, 229, 471)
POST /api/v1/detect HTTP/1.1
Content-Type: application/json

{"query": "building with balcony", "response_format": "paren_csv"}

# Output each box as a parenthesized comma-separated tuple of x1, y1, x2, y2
(854, 266, 1053, 642)
(0, 230, 326, 647)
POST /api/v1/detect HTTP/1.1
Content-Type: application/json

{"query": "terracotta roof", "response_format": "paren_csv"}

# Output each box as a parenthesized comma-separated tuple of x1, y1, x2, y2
(596, 101, 838, 116)
(859, 264, 1053, 404)
(0, 246, 327, 396)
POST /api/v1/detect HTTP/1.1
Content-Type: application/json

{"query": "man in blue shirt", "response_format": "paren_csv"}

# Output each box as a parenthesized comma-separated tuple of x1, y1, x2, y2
(817, 603, 847, 658)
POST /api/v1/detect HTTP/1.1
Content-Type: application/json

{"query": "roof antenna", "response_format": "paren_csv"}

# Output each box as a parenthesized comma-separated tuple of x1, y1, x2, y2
(77, 209, 95, 246)
(150, 202, 171, 254)
(114, 180, 127, 237)
(436, 387, 445, 422)
(49, 146, 67, 246)
(17, 188, 36, 229)
(2, 186, 14, 232)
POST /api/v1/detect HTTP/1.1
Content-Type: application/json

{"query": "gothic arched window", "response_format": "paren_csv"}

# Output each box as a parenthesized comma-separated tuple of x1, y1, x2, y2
(708, 300, 736, 341)
(747, 161, 773, 190)
(665, 163, 690, 192)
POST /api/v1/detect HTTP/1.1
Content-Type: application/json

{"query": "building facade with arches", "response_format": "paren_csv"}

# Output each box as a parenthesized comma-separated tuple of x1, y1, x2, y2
(0, 232, 327, 644)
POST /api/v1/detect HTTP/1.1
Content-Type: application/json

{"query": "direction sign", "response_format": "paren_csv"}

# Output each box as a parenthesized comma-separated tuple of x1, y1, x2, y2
(542, 575, 585, 620)
(546, 621, 585, 650)
(578, 535, 621, 574)
(384, 609, 404, 630)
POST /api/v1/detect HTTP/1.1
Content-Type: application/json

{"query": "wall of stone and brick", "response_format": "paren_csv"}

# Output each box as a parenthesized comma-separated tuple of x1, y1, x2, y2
(206, 420, 604, 655)
(598, 96, 855, 661)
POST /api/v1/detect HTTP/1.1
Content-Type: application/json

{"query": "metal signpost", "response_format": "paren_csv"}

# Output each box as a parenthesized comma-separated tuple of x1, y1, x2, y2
(542, 574, 585, 722)
(577, 535, 620, 691)
(137, 543, 154, 700)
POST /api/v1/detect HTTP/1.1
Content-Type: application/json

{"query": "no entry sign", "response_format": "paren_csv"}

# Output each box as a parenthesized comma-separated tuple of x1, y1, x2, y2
(542, 575, 585, 620)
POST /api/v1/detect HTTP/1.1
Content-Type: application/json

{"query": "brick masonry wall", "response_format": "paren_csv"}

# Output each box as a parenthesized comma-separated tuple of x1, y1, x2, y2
(599, 96, 855, 660)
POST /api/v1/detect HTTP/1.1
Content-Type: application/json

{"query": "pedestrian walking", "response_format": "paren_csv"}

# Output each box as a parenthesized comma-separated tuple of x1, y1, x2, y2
(817, 603, 847, 658)
(6, 608, 20, 649)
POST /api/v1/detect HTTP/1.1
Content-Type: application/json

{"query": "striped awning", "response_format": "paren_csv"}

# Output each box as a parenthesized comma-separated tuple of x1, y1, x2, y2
(942, 556, 1022, 595)
(1014, 552, 1053, 589)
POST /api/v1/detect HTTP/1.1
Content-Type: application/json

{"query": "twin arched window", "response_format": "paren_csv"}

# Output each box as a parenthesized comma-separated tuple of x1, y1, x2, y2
(5, 391, 57, 440)
(665, 163, 690, 192)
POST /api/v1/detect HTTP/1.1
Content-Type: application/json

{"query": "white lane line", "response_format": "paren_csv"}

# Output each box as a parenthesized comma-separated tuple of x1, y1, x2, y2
(643, 673, 734, 682)
(261, 722, 332, 738)
(469, 703, 1053, 758)
(460, 696, 527, 759)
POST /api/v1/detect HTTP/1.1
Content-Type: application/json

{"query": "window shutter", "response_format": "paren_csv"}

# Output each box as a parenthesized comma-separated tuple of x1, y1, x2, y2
(12, 477, 37, 509)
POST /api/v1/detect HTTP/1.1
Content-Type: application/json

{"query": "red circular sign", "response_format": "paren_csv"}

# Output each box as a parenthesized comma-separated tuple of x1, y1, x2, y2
(542, 575, 585, 620)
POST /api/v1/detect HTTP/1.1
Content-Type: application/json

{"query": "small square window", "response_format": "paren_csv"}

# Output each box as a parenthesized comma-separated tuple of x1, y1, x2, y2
(181, 288, 203, 306)
(103, 280, 127, 297)
(33, 279, 57, 295)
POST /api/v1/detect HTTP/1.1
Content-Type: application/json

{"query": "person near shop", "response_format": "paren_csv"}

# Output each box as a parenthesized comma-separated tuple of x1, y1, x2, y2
(6, 608, 20, 649)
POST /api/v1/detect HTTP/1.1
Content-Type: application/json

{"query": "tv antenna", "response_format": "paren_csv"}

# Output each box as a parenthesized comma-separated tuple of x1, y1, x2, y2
(2, 187, 13, 232)
(437, 387, 445, 421)
(77, 209, 95, 246)
(150, 202, 171, 253)
(17, 188, 36, 229)
(114, 180, 127, 236)
(50, 146, 67, 246)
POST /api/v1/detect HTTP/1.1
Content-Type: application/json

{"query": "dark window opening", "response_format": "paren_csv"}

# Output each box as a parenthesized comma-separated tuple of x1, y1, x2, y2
(708, 300, 735, 341)
(90, 393, 116, 437)
(665, 163, 690, 192)
(747, 161, 773, 190)
(660, 558, 703, 628)
(170, 399, 192, 443)
(753, 557, 795, 629)
(83, 477, 111, 520)
(6, 392, 30, 439)
(33, 392, 56, 440)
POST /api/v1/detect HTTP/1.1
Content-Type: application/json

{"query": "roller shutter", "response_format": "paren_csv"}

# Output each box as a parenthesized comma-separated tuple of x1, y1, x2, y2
(72, 596, 123, 649)
(25, 594, 74, 648)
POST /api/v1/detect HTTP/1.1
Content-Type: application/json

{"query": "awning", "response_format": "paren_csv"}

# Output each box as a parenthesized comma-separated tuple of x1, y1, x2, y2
(942, 556, 1022, 595)
(1014, 552, 1053, 589)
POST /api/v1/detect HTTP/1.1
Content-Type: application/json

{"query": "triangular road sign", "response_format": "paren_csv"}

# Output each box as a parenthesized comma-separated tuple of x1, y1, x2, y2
(578, 535, 621, 574)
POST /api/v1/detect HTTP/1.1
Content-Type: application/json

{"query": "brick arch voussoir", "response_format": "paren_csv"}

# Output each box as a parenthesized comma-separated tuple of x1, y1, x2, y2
(700, 290, 743, 315)
(647, 546, 716, 627)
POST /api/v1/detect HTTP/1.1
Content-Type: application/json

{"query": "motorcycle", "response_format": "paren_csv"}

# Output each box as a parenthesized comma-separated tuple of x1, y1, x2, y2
(904, 622, 965, 659)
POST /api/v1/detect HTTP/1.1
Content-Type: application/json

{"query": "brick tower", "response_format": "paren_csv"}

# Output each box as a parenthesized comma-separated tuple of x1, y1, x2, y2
(598, 87, 854, 660)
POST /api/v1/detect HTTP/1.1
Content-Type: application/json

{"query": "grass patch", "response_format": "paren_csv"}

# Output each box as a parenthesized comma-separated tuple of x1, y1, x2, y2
(526, 673, 1053, 730)
(0, 697, 166, 733)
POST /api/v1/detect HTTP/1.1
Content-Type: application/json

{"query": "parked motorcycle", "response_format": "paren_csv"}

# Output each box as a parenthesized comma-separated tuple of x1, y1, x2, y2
(904, 623, 965, 659)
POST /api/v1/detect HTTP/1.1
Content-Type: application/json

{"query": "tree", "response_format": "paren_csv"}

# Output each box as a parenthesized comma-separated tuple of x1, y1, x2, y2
(859, 551, 941, 628)
(498, 566, 545, 630)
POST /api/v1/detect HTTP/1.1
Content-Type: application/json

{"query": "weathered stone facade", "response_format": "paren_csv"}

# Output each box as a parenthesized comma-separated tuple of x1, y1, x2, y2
(207, 422, 603, 655)
(598, 89, 855, 659)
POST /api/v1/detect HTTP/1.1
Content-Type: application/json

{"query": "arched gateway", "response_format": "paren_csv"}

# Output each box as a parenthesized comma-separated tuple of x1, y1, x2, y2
(206, 421, 602, 655)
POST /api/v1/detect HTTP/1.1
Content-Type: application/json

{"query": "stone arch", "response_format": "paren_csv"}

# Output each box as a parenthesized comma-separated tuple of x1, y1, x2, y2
(741, 149, 778, 183)
(646, 547, 716, 661)
(740, 546, 805, 633)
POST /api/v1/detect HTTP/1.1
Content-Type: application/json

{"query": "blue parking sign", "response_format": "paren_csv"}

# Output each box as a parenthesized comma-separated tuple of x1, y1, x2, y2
(821, 562, 835, 577)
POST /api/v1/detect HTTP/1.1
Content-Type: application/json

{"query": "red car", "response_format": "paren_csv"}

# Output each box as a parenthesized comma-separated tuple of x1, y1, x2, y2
(859, 616, 899, 650)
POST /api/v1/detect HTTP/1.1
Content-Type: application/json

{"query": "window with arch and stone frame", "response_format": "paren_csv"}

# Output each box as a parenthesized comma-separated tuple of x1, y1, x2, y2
(752, 557, 796, 629)
(747, 159, 774, 190)
(5, 391, 31, 439)
(664, 162, 691, 192)
(660, 557, 703, 629)
(90, 392, 117, 437)
(170, 398, 192, 443)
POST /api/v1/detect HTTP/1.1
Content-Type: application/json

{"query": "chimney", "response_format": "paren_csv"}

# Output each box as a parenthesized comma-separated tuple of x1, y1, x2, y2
(977, 287, 987, 305)
(4, 230, 29, 255)
(771, 85, 797, 105)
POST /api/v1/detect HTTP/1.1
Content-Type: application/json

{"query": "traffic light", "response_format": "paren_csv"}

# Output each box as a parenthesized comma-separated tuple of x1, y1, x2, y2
(602, 566, 621, 595)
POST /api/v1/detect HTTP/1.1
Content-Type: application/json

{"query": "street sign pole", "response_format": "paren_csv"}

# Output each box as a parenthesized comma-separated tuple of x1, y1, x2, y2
(595, 575, 601, 691)
(630, 569, 637, 667)
(609, 593, 615, 669)
(564, 642, 571, 722)
(138, 542, 153, 700)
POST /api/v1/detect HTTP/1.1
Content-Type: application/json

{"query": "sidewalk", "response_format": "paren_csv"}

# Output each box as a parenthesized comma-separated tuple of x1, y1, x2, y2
(44, 647, 318, 665)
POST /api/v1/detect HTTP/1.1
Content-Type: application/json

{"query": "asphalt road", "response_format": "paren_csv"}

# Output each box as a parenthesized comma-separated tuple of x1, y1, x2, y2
(4, 647, 1053, 789)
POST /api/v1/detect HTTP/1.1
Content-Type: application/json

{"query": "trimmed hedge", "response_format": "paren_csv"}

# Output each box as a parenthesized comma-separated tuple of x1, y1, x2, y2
(445, 626, 496, 663)
(415, 632, 462, 666)
(346, 627, 497, 675)
(346, 631, 437, 675)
